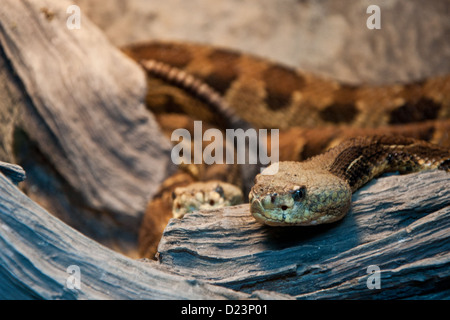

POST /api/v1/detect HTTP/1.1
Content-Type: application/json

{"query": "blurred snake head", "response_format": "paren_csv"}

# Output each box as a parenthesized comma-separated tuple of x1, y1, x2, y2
(172, 181, 243, 218)
(249, 162, 352, 226)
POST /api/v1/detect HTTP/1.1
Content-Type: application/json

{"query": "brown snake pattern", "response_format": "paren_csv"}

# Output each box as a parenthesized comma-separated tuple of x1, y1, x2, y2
(122, 41, 450, 258)
(123, 41, 450, 130)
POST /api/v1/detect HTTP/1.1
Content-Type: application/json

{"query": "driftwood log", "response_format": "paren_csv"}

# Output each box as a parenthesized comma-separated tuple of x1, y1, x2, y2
(0, 168, 261, 299)
(0, 161, 26, 185)
(0, 0, 449, 300)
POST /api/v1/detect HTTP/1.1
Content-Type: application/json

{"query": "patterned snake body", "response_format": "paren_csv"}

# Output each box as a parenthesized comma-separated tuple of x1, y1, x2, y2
(250, 136, 450, 226)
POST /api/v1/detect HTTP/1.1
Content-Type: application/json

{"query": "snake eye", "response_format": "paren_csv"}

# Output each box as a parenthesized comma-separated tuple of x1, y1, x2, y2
(290, 187, 305, 202)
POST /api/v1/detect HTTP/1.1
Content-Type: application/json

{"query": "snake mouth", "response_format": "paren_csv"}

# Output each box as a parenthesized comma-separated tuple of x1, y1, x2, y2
(250, 198, 294, 226)
(250, 191, 329, 226)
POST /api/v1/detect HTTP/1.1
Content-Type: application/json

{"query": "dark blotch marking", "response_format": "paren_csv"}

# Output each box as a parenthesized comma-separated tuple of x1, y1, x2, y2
(290, 187, 305, 202)
(203, 49, 241, 95)
(329, 145, 373, 188)
(327, 136, 449, 190)
(410, 125, 436, 143)
(389, 98, 441, 124)
(146, 95, 186, 115)
(386, 153, 395, 164)
(263, 65, 306, 110)
(320, 85, 359, 124)
(438, 159, 450, 171)
(345, 158, 373, 188)
(319, 103, 358, 124)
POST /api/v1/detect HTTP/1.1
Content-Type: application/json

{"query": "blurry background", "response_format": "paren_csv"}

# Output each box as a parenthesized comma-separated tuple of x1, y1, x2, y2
(75, 0, 450, 84)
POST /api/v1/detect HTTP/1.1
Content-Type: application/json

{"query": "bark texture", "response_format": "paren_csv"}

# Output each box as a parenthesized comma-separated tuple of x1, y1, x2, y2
(0, 0, 176, 256)
(0, 169, 259, 300)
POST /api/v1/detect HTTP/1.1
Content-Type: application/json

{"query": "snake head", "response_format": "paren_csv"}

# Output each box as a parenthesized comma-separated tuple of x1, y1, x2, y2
(249, 162, 352, 226)
(172, 181, 243, 218)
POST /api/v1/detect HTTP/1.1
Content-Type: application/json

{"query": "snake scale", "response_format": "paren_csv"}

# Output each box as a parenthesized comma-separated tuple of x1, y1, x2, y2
(122, 41, 450, 258)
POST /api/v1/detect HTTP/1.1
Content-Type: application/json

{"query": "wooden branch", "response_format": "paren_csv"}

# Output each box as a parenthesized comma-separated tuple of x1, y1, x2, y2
(0, 161, 26, 185)
(157, 171, 450, 299)
(0, 170, 257, 299)
(0, 0, 177, 254)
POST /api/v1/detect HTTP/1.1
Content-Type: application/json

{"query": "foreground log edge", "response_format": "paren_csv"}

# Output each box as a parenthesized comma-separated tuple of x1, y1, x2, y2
(0, 169, 259, 300)
(1, 164, 449, 299)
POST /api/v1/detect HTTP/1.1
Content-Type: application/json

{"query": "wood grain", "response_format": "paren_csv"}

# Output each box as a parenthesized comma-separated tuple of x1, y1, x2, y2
(0, 161, 26, 185)
(0, 171, 260, 300)
(0, 0, 176, 255)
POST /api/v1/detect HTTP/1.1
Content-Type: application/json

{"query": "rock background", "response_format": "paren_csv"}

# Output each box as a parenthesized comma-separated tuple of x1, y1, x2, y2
(75, 0, 450, 84)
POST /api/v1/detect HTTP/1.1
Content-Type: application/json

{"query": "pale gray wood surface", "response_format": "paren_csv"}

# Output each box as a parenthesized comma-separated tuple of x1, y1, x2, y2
(0, 170, 257, 300)
(0, 0, 176, 254)
(0, 161, 26, 185)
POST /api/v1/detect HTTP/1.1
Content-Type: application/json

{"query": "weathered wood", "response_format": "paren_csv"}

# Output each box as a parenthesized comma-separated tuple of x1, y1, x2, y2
(0, 170, 260, 300)
(0, 161, 26, 185)
(157, 171, 450, 299)
(0, 0, 176, 255)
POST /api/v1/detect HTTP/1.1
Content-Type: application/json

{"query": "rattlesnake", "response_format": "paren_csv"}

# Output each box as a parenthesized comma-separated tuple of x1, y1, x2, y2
(250, 135, 450, 226)
(122, 41, 450, 258)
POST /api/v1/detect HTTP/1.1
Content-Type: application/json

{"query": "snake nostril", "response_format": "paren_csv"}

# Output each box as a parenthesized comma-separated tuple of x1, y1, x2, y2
(281, 205, 288, 211)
